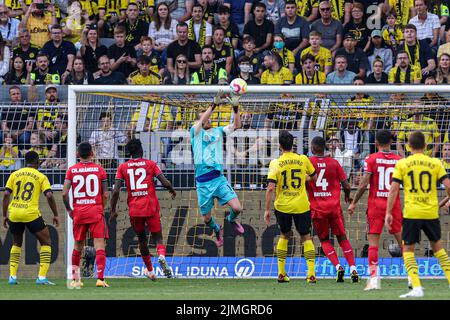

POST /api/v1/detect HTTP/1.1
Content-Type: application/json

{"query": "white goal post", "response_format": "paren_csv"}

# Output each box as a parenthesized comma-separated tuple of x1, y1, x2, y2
(66, 85, 450, 280)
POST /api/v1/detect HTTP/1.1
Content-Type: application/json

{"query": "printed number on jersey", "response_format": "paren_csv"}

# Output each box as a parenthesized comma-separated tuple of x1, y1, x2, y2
(127, 168, 148, 190)
(73, 174, 100, 198)
(316, 169, 328, 191)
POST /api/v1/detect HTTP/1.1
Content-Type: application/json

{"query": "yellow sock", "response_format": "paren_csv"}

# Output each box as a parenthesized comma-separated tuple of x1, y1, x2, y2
(276, 237, 288, 276)
(303, 240, 315, 277)
(10, 245, 21, 277)
(403, 251, 421, 288)
(38, 245, 51, 278)
(434, 249, 450, 285)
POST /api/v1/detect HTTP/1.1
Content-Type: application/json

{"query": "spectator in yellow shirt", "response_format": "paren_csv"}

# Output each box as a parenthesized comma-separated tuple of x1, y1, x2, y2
(260, 51, 293, 84)
(397, 102, 441, 157)
(272, 34, 295, 74)
(295, 53, 326, 84)
(441, 143, 450, 172)
(301, 30, 333, 75)
(388, 50, 422, 84)
(0, 132, 19, 170)
(20, 1, 58, 48)
(128, 55, 161, 84)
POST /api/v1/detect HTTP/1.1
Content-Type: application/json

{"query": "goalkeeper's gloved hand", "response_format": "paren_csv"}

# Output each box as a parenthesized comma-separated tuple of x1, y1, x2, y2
(226, 92, 240, 113)
(213, 90, 224, 108)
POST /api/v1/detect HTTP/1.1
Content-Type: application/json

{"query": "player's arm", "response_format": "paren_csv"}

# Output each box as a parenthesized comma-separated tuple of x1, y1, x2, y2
(440, 176, 450, 208)
(2, 189, 11, 228)
(264, 181, 276, 225)
(102, 179, 108, 209)
(385, 180, 400, 230)
(341, 179, 352, 204)
(349, 172, 371, 214)
(109, 179, 122, 223)
(156, 173, 176, 198)
(225, 93, 241, 132)
(193, 91, 223, 135)
(45, 190, 59, 227)
(62, 180, 73, 218)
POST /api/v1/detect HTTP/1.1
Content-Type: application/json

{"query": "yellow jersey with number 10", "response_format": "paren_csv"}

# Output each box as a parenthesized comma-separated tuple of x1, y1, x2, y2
(5, 167, 52, 223)
(392, 153, 448, 219)
(267, 152, 316, 214)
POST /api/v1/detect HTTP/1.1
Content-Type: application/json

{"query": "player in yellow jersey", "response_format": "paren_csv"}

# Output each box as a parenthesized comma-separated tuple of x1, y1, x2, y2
(265, 130, 317, 283)
(386, 131, 450, 298)
(2, 151, 59, 285)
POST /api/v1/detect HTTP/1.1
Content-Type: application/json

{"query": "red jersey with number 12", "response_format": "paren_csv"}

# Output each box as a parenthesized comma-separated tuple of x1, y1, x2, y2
(307, 156, 347, 215)
(364, 151, 402, 217)
(65, 162, 107, 224)
(115, 158, 162, 217)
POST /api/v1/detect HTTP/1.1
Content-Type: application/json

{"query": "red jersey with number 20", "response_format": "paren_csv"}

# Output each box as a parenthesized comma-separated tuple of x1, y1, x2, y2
(364, 152, 402, 217)
(115, 158, 162, 217)
(307, 156, 347, 216)
(65, 162, 107, 224)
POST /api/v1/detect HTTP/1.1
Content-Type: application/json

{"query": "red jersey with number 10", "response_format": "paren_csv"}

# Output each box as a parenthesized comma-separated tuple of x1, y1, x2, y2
(364, 151, 402, 217)
(65, 162, 107, 224)
(307, 156, 347, 215)
(115, 158, 162, 217)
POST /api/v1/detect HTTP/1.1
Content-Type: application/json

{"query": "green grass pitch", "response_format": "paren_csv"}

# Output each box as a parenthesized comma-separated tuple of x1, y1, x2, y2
(0, 278, 449, 300)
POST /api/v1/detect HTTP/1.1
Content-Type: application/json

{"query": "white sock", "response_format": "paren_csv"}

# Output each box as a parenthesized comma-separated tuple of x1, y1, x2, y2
(10, 275, 16, 279)
(335, 264, 341, 271)
(350, 265, 357, 273)
(38, 276, 46, 280)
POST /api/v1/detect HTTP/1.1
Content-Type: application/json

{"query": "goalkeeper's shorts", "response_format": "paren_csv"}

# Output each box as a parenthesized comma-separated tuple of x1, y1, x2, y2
(196, 175, 237, 215)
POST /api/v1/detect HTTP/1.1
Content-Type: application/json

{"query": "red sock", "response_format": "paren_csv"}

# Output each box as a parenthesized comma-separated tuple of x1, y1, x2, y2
(72, 249, 81, 280)
(321, 241, 340, 267)
(339, 240, 356, 267)
(156, 244, 166, 257)
(96, 249, 106, 280)
(368, 246, 379, 277)
(142, 255, 153, 272)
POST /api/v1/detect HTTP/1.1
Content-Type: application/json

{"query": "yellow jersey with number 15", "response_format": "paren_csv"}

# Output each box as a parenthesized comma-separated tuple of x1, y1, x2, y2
(267, 152, 316, 214)
(392, 153, 448, 220)
(5, 167, 52, 223)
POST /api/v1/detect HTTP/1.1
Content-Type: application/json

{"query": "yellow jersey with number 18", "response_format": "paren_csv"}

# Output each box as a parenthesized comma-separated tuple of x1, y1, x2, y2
(392, 153, 448, 220)
(267, 152, 316, 214)
(5, 167, 52, 223)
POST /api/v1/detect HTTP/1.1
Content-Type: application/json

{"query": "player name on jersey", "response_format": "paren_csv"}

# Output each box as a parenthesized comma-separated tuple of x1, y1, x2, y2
(70, 167, 100, 173)
(127, 161, 146, 167)
(375, 158, 398, 165)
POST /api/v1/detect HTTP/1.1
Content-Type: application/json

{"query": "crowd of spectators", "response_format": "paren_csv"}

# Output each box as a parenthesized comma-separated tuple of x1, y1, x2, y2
(0, 0, 450, 184)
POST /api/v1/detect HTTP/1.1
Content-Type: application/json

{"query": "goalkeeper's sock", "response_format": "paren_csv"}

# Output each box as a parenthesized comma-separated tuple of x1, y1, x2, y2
(206, 216, 220, 233)
(303, 240, 315, 277)
(38, 245, 51, 278)
(156, 244, 166, 258)
(403, 251, 421, 288)
(96, 249, 106, 280)
(434, 248, 450, 284)
(9, 245, 21, 278)
(227, 209, 238, 223)
(339, 240, 356, 267)
(142, 254, 153, 272)
(72, 249, 81, 280)
(320, 241, 340, 267)
(368, 246, 379, 277)
(276, 237, 288, 276)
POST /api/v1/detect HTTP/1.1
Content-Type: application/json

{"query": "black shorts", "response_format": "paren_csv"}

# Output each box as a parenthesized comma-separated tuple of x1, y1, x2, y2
(275, 210, 311, 235)
(8, 216, 47, 236)
(402, 218, 441, 245)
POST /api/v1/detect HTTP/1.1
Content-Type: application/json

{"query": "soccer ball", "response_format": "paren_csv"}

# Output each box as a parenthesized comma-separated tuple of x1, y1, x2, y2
(230, 78, 248, 95)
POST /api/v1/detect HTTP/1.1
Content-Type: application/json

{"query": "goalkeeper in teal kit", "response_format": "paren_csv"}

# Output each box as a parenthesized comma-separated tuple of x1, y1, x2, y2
(190, 92, 245, 247)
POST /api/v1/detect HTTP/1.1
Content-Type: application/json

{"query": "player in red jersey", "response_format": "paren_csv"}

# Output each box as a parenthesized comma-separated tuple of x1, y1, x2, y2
(62, 142, 109, 288)
(307, 137, 359, 283)
(349, 130, 403, 290)
(109, 138, 176, 280)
